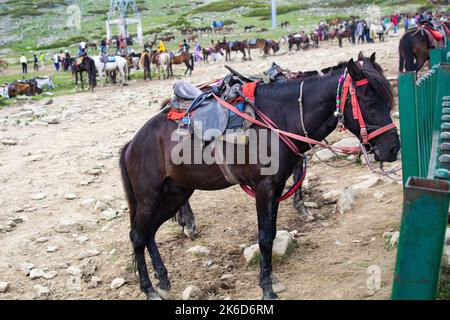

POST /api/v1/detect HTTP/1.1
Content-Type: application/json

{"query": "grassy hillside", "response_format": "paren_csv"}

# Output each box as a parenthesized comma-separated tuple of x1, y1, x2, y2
(0, 0, 441, 60)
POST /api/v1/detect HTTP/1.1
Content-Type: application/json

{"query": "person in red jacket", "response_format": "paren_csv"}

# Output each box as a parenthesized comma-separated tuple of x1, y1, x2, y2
(392, 14, 398, 34)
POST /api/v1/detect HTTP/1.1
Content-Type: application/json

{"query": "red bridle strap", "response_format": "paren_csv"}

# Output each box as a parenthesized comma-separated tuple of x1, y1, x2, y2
(341, 74, 396, 144)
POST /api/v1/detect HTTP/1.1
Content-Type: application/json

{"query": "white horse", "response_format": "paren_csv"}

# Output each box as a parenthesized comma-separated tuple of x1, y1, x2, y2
(92, 55, 128, 86)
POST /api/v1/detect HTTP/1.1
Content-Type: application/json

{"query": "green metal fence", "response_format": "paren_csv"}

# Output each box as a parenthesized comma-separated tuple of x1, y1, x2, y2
(392, 60, 450, 299)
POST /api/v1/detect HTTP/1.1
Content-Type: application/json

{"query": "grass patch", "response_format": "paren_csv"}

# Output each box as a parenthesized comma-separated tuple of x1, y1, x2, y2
(191, 0, 266, 14)
(37, 36, 89, 50)
(244, 4, 308, 18)
(0, 7, 44, 17)
(438, 266, 450, 300)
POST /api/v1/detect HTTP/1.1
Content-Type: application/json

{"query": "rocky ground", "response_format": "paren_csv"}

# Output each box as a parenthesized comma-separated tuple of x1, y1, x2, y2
(0, 34, 440, 300)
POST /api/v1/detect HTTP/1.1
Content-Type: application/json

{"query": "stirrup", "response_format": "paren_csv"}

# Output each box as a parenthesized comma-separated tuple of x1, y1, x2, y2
(177, 117, 191, 136)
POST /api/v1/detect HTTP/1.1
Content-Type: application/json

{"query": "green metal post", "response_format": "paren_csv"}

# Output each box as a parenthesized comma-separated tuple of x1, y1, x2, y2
(398, 72, 419, 185)
(392, 177, 450, 300)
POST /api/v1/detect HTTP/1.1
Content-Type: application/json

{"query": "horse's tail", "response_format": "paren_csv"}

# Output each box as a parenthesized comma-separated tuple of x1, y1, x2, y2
(120, 141, 137, 227)
(400, 33, 416, 72)
(190, 53, 194, 71)
(89, 57, 97, 88)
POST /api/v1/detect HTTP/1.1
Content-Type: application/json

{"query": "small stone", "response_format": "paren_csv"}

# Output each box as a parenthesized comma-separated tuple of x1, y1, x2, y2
(187, 246, 210, 256)
(352, 177, 381, 190)
(322, 190, 341, 202)
(67, 266, 83, 277)
(99, 208, 118, 221)
(272, 281, 287, 293)
(243, 244, 260, 263)
(0, 281, 9, 293)
(19, 263, 35, 275)
(182, 285, 204, 300)
(110, 277, 126, 289)
(79, 249, 101, 260)
(334, 239, 343, 245)
(42, 116, 60, 125)
(80, 198, 96, 209)
(94, 201, 109, 213)
(272, 230, 294, 256)
(1, 138, 18, 146)
(373, 191, 386, 200)
(32, 193, 47, 200)
(46, 246, 58, 253)
(388, 231, 400, 247)
(35, 237, 49, 244)
(64, 193, 77, 200)
(29, 268, 44, 280)
(43, 271, 57, 280)
(12, 217, 24, 224)
(76, 235, 89, 243)
(304, 202, 319, 209)
(109, 249, 116, 256)
(6, 220, 16, 228)
(220, 274, 234, 281)
(90, 276, 102, 288)
(338, 187, 356, 213)
(34, 285, 50, 297)
(55, 221, 83, 233)
(312, 149, 335, 162)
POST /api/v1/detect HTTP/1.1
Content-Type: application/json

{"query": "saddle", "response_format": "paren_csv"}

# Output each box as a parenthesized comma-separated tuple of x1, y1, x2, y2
(248, 39, 258, 45)
(424, 25, 444, 41)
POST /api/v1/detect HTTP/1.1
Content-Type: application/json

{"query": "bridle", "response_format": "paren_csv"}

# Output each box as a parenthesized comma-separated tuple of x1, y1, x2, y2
(335, 68, 397, 146)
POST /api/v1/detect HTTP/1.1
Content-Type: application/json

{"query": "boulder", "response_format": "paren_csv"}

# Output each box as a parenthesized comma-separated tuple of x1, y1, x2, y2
(243, 244, 260, 264)
(33, 285, 50, 297)
(29, 268, 44, 280)
(99, 209, 118, 221)
(18, 263, 35, 275)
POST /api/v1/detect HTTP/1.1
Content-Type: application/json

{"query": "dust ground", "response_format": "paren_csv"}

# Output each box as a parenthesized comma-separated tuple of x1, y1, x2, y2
(0, 35, 404, 300)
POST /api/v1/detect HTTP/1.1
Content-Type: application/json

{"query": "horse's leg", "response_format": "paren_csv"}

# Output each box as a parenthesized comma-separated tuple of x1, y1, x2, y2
(255, 183, 283, 300)
(184, 60, 189, 75)
(292, 160, 314, 222)
(174, 201, 197, 240)
(80, 72, 84, 90)
(147, 188, 194, 298)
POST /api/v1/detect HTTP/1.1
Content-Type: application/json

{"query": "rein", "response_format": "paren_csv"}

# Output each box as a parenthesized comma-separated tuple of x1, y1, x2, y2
(212, 70, 398, 200)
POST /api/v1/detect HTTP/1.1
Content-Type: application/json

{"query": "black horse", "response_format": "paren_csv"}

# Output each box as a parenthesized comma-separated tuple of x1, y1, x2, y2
(399, 22, 450, 72)
(72, 56, 97, 91)
(119, 53, 400, 300)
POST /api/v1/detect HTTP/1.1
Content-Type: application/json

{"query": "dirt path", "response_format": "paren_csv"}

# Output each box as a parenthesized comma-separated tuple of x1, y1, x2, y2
(0, 35, 403, 300)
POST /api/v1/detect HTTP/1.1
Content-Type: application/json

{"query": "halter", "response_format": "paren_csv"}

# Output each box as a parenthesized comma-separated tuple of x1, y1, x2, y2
(335, 69, 397, 145)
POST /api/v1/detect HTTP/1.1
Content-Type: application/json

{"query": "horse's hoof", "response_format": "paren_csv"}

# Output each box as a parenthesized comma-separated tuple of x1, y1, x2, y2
(146, 291, 162, 300)
(156, 286, 171, 300)
(183, 227, 197, 240)
(262, 292, 279, 300)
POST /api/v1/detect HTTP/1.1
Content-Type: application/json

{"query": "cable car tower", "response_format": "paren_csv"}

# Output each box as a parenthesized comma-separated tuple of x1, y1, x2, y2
(106, 0, 143, 45)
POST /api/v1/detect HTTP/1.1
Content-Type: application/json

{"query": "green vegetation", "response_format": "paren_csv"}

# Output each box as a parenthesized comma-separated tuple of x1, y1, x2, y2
(244, 4, 309, 18)
(438, 266, 450, 300)
(191, 0, 266, 14)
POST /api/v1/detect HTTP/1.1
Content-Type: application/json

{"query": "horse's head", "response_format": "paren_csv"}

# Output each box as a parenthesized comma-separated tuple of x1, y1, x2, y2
(343, 53, 400, 162)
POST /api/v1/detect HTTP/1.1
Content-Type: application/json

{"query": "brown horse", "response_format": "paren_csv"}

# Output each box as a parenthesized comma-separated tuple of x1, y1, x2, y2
(337, 27, 352, 48)
(8, 80, 42, 97)
(310, 32, 320, 48)
(0, 58, 8, 72)
(139, 51, 152, 80)
(399, 23, 449, 72)
(170, 51, 194, 76)
(288, 34, 309, 51)
(152, 51, 171, 80)
(119, 55, 400, 300)
(216, 41, 249, 61)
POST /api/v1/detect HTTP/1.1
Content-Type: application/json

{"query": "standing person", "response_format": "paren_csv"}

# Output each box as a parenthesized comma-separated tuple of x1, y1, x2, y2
(392, 14, 398, 35)
(64, 50, 71, 71)
(39, 51, 45, 68)
(363, 21, 371, 43)
(158, 40, 167, 53)
(377, 21, 385, 42)
(100, 38, 107, 56)
(33, 53, 39, 71)
(182, 39, 190, 52)
(350, 20, 356, 44)
(78, 41, 86, 57)
(59, 50, 66, 71)
(356, 20, 364, 44)
(404, 15, 409, 32)
(209, 40, 217, 63)
(193, 41, 202, 62)
(20, 53, 27, 76)
(53, 53, 60, 71)
(119, 35, 126, 54)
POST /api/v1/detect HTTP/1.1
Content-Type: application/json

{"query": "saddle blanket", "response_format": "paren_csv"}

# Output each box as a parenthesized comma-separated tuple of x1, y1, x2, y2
(425, 26, 444, 41)
(248, 39, 258, 45)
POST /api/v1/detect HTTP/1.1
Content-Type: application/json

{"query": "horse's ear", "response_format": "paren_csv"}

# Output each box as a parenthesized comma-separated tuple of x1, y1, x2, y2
(357, 51, 364, 61)
(347, 58, 363, 79)
(370, 52, 376, 63)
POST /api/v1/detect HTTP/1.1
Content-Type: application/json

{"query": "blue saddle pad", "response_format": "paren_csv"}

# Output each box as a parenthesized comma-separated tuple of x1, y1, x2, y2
(107, 56, 116, 63)
(248, 39, 258, 45)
